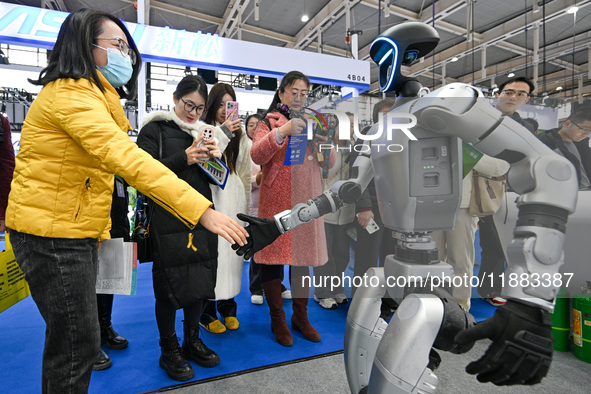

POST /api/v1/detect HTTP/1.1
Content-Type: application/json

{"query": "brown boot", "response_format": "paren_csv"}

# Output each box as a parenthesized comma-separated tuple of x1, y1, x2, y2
(262, 278, 293, 347)
(291, 297, 321, 342)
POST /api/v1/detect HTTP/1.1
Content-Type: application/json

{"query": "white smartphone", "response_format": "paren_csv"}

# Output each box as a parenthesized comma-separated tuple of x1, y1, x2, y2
(226, 101, 239, 121)
(357, 213, 380, 234)
(365, 217, 380, 234)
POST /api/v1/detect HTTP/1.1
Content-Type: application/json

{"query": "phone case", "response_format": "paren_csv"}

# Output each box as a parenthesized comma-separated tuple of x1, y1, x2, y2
(365, 217, 380, 234)
(356, 213, 380, 234)
(198, 125, 214, 147)
(226, 101, 239, 121)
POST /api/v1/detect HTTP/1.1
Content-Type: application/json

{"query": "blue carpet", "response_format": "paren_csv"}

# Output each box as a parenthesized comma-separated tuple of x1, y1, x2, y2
(0, 232, 495, 393)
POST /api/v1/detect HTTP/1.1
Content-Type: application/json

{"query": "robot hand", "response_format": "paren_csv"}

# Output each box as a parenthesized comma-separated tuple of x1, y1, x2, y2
(454, 300, 553, 386)
(231, 213, 281, 260)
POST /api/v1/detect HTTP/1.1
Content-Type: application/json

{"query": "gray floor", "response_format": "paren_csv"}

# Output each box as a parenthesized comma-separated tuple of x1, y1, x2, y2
(147, 340, 590, 394)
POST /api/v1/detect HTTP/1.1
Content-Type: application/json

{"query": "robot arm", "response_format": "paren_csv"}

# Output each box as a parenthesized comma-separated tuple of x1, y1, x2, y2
(233, 147, 375, 259)
(412, 82, 578, 310)
(403, 82, 577, 387)
(274, 149, 375, 233)
(272, 190, 343, 235)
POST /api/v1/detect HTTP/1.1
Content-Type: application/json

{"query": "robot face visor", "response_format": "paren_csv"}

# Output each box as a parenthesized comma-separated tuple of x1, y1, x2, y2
(370, 37, 399, 92)
(369, 22, 440, 93)
(370, 42, 426, 92)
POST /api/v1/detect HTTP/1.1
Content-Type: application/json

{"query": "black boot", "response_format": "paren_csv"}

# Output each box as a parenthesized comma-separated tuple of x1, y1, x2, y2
(182, 324, 220, 368)
(93, 348, 112, 371)
(97, 294, 129, 349)
(101, 325, 129, 350)
(159, 333, 194, 381)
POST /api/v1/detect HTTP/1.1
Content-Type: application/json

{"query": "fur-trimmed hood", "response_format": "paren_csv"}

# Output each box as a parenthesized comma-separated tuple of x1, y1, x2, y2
(141, 109, 210, 140)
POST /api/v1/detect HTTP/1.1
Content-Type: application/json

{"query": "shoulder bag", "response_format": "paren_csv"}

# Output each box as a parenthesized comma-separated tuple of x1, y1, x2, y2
(469, 170, 506, 217)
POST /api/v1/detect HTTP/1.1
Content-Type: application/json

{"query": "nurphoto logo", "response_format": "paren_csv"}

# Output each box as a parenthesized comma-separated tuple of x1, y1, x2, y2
(304, 108, 418, 154)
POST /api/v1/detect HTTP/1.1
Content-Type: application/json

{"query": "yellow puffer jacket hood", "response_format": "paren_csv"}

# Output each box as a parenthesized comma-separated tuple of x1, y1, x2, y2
(6, 72, 212, 240)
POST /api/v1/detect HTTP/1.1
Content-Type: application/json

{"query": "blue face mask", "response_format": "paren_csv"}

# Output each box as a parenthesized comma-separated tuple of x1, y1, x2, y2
(96, 47, 133, 88)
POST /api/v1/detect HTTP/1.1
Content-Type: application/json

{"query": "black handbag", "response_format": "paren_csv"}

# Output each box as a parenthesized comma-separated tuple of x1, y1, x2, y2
(131, 126, 162, 263)
(132, 193, 154, 263)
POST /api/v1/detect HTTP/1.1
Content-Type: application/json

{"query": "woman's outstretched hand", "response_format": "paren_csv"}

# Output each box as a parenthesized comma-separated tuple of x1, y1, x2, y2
(199, 208, 249, 246)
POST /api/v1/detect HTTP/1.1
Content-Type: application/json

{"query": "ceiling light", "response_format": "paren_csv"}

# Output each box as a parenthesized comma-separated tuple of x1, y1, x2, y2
(507, 72, 515, 78)
(254, 1, 259, 21)
(556, 86, 563, 91)
(301, 15, 309, 22)
(567, 6, 579, 14)
(450, 56, 459, 62)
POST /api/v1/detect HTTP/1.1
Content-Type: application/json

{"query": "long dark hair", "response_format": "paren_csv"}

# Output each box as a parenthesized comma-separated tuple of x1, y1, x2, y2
(29, 9, 141, 100)
(260, 70, 309, 128)
(173, 74, 208, 104)
(202, 83, 242, 174)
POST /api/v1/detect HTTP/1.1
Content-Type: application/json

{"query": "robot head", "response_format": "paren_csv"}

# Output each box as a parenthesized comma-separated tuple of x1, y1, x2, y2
(370, 22, 440, 94)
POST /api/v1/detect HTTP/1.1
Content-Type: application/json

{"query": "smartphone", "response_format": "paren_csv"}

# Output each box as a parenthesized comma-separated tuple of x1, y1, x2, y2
(198, 125, 214, 147)
(356, 213, 380, 234)
(226, 101, 239, 121)
(365, 217, 380, 234)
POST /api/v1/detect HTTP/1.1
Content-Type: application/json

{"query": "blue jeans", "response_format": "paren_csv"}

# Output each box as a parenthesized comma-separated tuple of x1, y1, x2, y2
(10, 229, 100, 394)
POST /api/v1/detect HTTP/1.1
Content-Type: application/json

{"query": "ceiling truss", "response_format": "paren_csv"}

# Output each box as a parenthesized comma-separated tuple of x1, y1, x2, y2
(105, 1, 591, 99)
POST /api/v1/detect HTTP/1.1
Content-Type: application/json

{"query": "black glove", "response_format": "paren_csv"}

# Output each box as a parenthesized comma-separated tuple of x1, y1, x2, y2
(231, 213, 282, 260)
(454, 300, 553, 386)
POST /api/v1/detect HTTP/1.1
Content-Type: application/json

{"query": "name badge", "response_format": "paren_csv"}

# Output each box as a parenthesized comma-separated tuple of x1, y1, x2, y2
(115, 178, 125, 197)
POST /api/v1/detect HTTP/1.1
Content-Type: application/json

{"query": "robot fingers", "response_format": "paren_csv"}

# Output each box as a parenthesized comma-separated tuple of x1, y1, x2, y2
(458, 300, 553, 386)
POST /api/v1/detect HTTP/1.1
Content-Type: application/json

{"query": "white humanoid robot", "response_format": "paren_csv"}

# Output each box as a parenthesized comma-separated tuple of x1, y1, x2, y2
(234, 22, 579, 394)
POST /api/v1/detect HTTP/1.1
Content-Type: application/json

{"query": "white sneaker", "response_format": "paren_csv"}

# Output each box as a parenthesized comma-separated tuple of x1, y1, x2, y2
(484, 296, 507, 306)
(251, 294, 263, 305)
(333, 293, 348, 304)
(281, 289, 292, 299)
(314, 295, 338, 310)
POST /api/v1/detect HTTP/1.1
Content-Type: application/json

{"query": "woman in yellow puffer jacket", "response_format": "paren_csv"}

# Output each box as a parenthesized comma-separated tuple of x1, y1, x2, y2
(5, 9, 247, 394)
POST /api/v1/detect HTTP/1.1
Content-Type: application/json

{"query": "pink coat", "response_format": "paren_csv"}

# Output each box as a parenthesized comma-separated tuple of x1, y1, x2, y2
(251, 111, 335, 266)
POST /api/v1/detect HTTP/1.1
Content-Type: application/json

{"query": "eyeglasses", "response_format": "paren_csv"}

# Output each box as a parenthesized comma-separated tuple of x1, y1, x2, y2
(95, 37, 137, 65)
(570, 119, 591, 134)
(501, 89, 530, 98)
(287, 90, 308, 99)
(180, 98, 206, 114)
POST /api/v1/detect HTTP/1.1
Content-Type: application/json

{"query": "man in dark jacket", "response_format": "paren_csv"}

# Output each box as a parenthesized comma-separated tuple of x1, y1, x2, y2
(538, 108, 591, 189)
(477, 77, 535, 306)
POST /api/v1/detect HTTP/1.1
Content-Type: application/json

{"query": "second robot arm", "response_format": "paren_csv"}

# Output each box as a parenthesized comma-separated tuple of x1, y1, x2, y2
(410, 82, 578, 311)
(273, 152, 375, 234)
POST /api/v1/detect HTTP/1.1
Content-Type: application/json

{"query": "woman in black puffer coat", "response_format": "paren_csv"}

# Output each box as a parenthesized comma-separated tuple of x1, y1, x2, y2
(137, 75, 234, 382)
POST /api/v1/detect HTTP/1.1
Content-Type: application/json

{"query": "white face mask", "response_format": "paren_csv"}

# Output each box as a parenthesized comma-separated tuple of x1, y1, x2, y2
(95, 46, 133, 88)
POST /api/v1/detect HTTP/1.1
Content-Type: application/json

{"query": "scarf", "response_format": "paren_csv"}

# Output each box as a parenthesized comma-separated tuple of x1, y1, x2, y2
(141, 109, 214, 141)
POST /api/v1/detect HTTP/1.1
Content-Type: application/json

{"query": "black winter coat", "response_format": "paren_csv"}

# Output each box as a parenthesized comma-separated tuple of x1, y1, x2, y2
(538, 128, 591, 188)
(137, 119, 218, 308)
